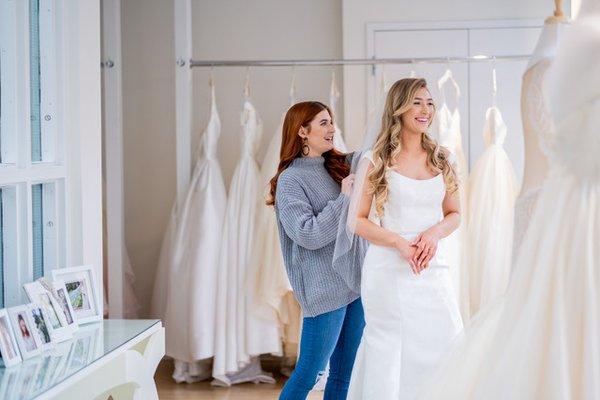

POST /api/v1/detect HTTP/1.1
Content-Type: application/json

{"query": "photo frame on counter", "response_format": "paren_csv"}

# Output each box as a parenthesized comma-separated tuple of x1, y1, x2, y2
(52, 280, 79, 331)
(23, 281, 73, 342)
(52, 266, 102, 325)
(0, 309, 22, 367)
(28, 304, 55, 352)
(8, 305, 43, 360)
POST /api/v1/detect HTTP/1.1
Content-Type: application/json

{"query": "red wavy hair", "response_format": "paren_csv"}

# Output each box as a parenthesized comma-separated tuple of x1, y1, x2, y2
(267, 101, 350, 206)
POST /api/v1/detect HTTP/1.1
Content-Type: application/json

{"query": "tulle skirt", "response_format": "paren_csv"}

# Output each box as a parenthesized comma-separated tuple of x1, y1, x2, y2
(418, 171, 600, 399)
(466, 145, 518, 315)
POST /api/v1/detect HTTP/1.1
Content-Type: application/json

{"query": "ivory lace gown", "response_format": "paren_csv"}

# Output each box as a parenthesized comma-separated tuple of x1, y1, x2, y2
(514, 58, 555, 260)
(419, 13, 600, 399)
(513, 20, 567, 261)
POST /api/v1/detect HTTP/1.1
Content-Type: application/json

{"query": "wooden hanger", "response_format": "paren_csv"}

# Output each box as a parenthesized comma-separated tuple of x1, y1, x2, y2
(546, 0, 567, 23)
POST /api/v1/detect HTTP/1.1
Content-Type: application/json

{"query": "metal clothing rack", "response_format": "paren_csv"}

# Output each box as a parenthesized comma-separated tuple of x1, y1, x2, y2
(186, 55, 531, 68)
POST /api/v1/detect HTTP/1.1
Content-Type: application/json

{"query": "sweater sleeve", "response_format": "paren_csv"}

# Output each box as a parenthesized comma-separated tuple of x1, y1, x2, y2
(276, 175, 345, 250)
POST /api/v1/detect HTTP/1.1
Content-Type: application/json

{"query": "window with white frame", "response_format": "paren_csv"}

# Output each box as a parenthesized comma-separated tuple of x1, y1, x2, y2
(0, 0, 66, 307)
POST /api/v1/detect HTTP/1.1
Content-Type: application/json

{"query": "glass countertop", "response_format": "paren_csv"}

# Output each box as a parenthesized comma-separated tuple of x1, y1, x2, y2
(0, 319, 161, 400)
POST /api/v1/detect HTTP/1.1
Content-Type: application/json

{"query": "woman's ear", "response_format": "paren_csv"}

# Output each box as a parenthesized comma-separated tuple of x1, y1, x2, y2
(298, 126, 306, 139)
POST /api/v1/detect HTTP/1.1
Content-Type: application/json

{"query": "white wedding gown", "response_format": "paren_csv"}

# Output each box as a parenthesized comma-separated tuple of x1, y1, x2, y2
(212, 93, 281, 386)
(150, 82, 226, 383)
(513, 20, 566, 261)
(418, 12, 600, 399)
(250, 89, 301, 364)
(347, 151, 463, 400)
(436, 100, 470, 321)
(466, 107, 518, 315)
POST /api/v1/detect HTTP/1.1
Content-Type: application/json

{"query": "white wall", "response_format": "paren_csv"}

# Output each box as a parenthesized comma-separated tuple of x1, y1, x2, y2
(341, 0, 570, 148)
(122, 0, 176, 316)
(191, 0, 344, 186)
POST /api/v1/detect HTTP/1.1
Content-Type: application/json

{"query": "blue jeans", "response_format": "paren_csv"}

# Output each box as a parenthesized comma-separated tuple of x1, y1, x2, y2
(280, 298, 365, 400)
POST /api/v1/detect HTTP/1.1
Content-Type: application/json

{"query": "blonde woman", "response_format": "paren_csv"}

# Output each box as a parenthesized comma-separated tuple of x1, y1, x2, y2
(346, 78, 463, 399)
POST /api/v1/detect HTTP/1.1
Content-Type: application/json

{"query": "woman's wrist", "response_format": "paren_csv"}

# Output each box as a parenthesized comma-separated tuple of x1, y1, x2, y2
(427, 224, 445, 241)
(392, 234, 407, 250)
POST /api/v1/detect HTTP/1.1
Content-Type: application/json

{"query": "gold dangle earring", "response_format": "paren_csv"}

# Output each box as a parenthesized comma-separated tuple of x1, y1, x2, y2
(301, 137, 310, 156)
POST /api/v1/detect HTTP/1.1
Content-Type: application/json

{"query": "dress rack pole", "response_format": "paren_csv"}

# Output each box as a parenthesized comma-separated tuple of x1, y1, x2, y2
(187, 55, 531, 68)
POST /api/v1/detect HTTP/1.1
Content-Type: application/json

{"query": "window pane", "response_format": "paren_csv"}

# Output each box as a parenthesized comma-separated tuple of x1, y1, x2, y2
(30, 0, 42, 162)
(0, 188, 4, 308)
(1, 186, 18, 307)
(32, 183, 43, 279)
(0, 0, 16, 165)
(1, 60, 3, 164)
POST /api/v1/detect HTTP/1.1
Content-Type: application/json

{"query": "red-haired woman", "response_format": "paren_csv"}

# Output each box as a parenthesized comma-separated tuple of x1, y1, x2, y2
(269, 101, 364, 399)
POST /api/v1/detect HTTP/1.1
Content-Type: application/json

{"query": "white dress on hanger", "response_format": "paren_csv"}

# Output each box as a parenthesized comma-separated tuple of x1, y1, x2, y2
(212, 94, 281, 386)
(418, 13, 600, 399)
(101, 183, 140, 319)
(122, 246, 140, 318)
(150, 83, 227, 383)
(250, 100, 301, 363)
(347, 151, 463, 400)
(466, 107, 518, 316)
(436, 94, 470, 321)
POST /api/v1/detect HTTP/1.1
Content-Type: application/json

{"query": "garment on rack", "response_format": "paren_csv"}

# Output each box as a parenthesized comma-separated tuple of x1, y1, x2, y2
(436, 91, 470, 321)
(211, 358, 276, 387)
(418, 14, 600, 399)
(101, 189, 140, 319)
(121, 246, 140, 318)
(514, 21, 565, 261)
(249, 77, 302, 365)
(466, 107, 518, 316)
(150, 83, 226, 383)
(212, 95, 281, 386)
(249, 110, 301, 362)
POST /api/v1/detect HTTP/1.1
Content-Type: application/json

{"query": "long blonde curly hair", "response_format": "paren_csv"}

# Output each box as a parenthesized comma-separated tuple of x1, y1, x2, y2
(369, 78, 458, 217)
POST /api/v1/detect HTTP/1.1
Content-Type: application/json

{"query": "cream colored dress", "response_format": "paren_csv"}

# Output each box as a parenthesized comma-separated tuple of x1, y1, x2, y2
(419, 14, 600, 399)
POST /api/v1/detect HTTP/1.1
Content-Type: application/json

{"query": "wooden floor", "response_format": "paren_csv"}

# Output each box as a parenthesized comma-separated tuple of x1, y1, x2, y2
(155, 359, 323, 400)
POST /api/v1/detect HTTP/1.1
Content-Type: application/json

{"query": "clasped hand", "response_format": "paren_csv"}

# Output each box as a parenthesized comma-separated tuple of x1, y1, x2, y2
(410, 227, 442, 274)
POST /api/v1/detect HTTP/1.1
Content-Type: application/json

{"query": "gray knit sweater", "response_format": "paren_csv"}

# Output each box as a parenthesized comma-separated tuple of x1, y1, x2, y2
(275, 156, 359, 317)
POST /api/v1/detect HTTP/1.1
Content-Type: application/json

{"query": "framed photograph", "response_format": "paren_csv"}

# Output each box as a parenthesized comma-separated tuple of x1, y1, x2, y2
(23, 281, 72, 342)
(0, 309, 22, 367)
(52, 265, 102, 324)
(8, 305, 43, 360)
(28, 304, 55, 351)
(52, 280, 79, 330)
